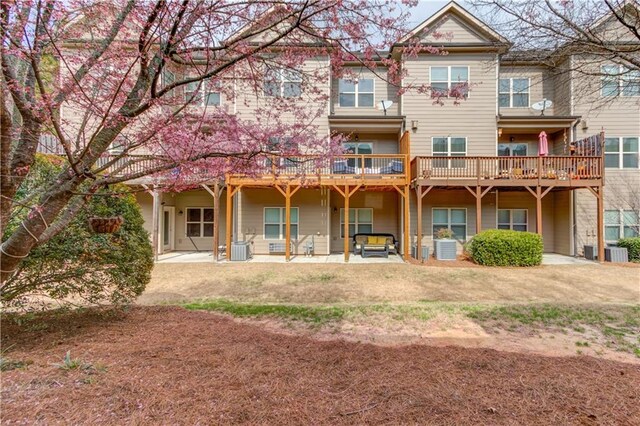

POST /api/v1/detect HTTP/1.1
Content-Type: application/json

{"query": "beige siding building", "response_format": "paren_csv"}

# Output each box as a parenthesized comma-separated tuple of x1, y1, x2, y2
(123, 2, 637, 262)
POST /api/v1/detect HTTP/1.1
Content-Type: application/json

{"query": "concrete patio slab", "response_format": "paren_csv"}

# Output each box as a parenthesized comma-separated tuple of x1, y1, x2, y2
(156, 251, 405, 264)
(541, 254, 598, 265)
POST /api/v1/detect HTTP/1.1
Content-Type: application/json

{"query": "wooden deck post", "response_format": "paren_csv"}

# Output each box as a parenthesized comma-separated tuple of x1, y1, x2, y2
(403, 185, 410, 259)
(285, 185, 291, 261)
(536, 186, 543, 235)
(596, 186, 605, 263)
(415, 186, 422, 262)
(226, 184, 233, 260)
(213, 183, 221, 262)
(476, 186, 482, 234)
(344, 184, 350, 262)
(151, 187, 161, 261)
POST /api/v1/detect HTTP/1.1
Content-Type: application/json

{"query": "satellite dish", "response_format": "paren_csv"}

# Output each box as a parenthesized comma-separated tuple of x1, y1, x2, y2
(377, 100, 394, 115)
(531, 99, 553, 116)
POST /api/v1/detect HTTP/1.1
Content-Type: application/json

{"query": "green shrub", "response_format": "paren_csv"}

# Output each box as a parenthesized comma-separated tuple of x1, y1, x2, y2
(2, 154, 153, 309)
(466, 229, 543, 266)
(617, 237, 640, 262)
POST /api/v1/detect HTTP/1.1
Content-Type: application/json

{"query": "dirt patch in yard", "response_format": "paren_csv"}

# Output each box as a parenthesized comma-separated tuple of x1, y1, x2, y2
(2, 306, 640, 425)
(142, 262, 640, 305)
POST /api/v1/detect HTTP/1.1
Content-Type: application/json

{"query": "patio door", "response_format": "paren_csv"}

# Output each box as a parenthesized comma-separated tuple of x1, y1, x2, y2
(162, 206, 175, 252)
(343, 142, 373, 168)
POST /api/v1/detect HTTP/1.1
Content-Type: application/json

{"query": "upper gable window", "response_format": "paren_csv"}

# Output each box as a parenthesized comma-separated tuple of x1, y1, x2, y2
(430, 66, 469, 98)
(602, 65, 640, 97)
(499, 78, 530, 108)
(264, 68, 302, 98)
(339, 79, 374, 107)
(185, 79, 221, 106)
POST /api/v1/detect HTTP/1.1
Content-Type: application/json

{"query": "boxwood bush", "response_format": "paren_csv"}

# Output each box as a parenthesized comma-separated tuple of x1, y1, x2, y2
(617, 237, 640, 262)
(466, 229, 543, 266)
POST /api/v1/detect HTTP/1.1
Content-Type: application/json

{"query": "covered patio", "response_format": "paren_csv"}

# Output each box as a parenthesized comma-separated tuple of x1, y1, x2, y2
(156, 251, 405, 264)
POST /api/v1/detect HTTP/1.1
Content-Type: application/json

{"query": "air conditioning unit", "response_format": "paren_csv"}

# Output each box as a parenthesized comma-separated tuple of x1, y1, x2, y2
(231, 241, 251, 261)
(583, 245, 597, 260)
(605, 247, 628, 263)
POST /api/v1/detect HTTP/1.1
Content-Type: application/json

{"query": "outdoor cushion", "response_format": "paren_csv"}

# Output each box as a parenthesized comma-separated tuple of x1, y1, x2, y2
(391, 160, 404, 173)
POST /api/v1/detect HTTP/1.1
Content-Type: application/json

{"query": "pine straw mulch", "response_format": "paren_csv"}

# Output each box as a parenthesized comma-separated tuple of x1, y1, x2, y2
(2, 306, 639, 425)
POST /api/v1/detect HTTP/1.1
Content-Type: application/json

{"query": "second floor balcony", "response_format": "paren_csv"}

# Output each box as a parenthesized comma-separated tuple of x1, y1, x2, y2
(411, 155, 603, 187)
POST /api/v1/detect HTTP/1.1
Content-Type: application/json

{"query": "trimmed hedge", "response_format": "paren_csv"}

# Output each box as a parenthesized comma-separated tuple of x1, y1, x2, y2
(617, 237, 640, 262)
(466, 229, 543, 266)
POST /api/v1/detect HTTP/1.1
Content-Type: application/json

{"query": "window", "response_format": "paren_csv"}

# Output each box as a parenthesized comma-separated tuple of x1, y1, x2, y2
(264, 207, 298, 240)
(185, 79, 221, 106)
(498, 143, 528, 156)
(340, 208, 372, 238)
(186, 208, 214, 237)
(161, 69, 175, 94)
(498, 209, 528, 232)
(266, 137, 296, 168)
(605, 210, 639, 242)
(338, 78, 374, 107)
(343, 141, 373, 168)
(264, 68, 302, 98)
(430, 66, 469, 98)
(432, 208, 467, 240)
(601, 65, 640, 97)
(499, 78, 530, 108)
(432, 137, 467, 168)
(604, 137, 639, 169)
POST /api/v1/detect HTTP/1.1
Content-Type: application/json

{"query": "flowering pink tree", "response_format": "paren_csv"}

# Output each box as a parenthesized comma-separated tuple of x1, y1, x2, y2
(0, 0, 433, 283)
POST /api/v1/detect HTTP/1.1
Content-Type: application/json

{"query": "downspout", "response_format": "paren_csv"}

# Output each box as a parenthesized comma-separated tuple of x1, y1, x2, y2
(572, 122, 578, 257)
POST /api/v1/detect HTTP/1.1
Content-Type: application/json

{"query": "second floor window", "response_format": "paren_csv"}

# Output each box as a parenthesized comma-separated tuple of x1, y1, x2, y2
(602, 65, 640, 97)
(499, 78, 530, 108)
(264, 68, 302, 98)
(339, 79, 374, 107)
(604, 137, 639, 169)
(433, 136, 467, 168)
(185, 79, 221, 106)
(430, 66, 469, 98)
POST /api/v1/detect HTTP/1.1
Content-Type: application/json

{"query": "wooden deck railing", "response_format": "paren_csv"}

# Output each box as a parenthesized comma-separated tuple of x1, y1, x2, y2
(229, 154, 409, 184)
(412, 156, 603, 184)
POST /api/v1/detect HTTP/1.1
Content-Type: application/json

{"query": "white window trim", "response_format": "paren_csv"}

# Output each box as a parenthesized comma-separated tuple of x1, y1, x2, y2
(185, 207, 214, 238)
(432, 136, 468, 168)
(340, 208, 373, 239)
(432, 207, 468, 241)
(185, 78, 222, 107)
(498, 77, 530, 108)
(604, 136, 640, 169)
(263, 207, 299, 240)
(264, 68, 303, 98)
(497, 209, 529, 232)
(601, 64, 640, 97)
(338, 78, 375, 108)
(429, 66, 470, 98)
(605, 209, 639, 242)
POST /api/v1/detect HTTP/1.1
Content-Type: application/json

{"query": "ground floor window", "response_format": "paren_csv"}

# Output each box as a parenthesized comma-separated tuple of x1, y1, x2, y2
(186, 208, 214, 237)
(264, 207, 298, 240)
(497, 209, 528, 232)
(340, 208, 373, 238)
(605, 209, 639, 242)
(432, 208, 467, 240)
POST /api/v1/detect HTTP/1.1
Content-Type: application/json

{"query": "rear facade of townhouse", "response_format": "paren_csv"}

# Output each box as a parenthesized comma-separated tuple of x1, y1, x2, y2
(127, 2, 638, 262)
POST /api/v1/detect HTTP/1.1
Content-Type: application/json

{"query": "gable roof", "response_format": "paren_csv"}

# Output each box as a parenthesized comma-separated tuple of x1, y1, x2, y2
(397, 1, 509, 45)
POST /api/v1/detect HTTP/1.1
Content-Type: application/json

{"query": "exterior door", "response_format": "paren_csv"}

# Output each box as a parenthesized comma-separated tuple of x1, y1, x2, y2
(162, 206, 175, 252)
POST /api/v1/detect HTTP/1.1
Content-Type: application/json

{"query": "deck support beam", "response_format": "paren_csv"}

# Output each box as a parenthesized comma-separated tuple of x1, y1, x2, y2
(275, 184, 301, 261)
(201, 182, 223, 262)
(464, 185, 494, 235)
(151, 187, 161, 261)
(587, 186, 605, 263)
(332, 184, 360, 262)
(414, 185, 433, 262)
(225, 184, 243, 261)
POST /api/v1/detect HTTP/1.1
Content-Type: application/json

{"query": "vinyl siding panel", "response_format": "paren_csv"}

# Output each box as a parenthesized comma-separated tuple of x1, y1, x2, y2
(402, 53, 499, 157)
(419, 15, 488, 44)
(329, 191, 400, 252)
(331, 67, 399, 116)
(552, 191, 572, 255)
(238, 188, 330, 255)
(499, 66, 555, 116)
